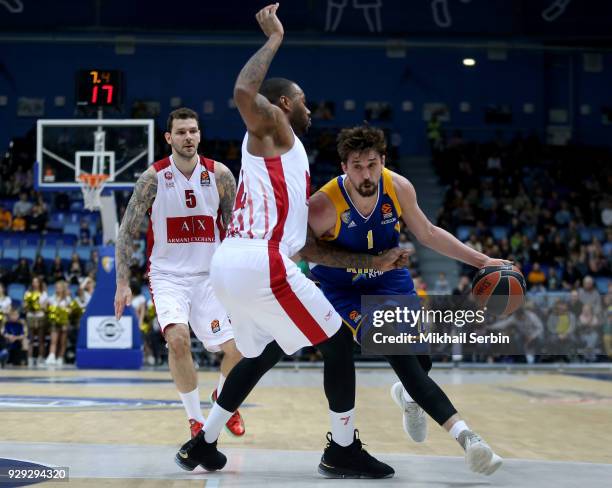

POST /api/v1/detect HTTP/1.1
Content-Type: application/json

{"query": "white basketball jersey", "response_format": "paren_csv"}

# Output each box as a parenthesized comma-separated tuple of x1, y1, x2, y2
(228, 132, 311, 257)
(147, 155, 223, 275)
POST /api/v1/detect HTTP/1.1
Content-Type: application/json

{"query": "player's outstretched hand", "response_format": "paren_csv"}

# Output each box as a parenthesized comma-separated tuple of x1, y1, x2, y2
(256, 3, 284, 39)
(114, 282, 132, 320)
(373, 247, 412, 272)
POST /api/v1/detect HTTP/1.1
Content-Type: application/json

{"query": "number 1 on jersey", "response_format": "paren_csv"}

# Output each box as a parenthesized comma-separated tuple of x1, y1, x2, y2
(367, 229, 374, 249)
(185, 190, 196, 208)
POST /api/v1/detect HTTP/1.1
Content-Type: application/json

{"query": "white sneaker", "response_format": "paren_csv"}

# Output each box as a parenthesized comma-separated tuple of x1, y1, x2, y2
(457, 430, 503, 475)
(390, 381, 427, 442)
(45, 354, 56, 366)
(56, 357, 64, 366)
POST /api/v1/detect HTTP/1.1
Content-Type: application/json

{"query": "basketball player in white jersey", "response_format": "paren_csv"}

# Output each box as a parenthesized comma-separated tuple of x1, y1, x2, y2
(175, 4, 408, 478)
(114, 108, 245, 440)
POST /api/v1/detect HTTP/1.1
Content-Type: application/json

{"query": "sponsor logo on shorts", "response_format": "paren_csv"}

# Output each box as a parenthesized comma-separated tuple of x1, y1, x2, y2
(200, 169, 211, 186)
(211, 319, 220, 333)
(324, 310, 333, 321)
(166, 215, 215, 243)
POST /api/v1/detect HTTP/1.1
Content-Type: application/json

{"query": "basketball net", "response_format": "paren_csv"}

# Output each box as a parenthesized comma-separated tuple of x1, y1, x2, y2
(78, 173, 109, 211)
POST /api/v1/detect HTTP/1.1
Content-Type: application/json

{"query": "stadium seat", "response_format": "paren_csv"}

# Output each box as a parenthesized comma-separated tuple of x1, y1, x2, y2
(579, 228, 592, 243)
(58, 247, 75, 264)
(63, 222, 81, 238)
(0, 258, 17, 270)
(595, 277, 610, 295)
(3, 247, 19, 260)
(492, 226, 509, 240)
(7, 283, 26, 302)
(42, 233, 64, 246)
(40, 246, 57, 264)
(76, 245, 93, 261)
(20, 246, 38, 262)
(456, 226, 473, 241)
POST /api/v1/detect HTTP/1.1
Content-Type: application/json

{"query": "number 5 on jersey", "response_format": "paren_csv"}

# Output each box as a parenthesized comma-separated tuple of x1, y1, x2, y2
(185, 190, 197, 208)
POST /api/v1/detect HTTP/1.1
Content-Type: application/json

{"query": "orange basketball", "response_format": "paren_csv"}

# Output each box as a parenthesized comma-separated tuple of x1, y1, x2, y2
(472, 264, 526, 316)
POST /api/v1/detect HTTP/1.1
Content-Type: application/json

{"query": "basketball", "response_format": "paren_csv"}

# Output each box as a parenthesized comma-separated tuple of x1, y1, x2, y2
(472, 265, 526, 316)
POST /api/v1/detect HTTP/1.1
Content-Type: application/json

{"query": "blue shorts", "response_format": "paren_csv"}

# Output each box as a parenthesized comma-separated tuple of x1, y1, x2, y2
(320, 285, 420, 345)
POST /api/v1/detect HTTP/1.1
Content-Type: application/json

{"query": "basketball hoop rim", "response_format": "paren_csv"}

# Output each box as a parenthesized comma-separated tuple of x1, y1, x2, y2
(78, 173, 110, 189)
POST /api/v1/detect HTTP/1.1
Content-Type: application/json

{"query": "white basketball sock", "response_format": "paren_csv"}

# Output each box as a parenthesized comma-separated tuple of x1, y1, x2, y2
(449, 420, 469, 440)
(179, 387, 205, 424)
(329, 408, 355, 447)
(217, 374, 226, 396)
(402, 388, 414, 403)
(204, 403, 233, 443)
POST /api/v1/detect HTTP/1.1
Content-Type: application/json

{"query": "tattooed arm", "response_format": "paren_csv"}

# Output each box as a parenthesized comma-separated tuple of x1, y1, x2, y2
(298, 192, 411, 271)
(233, 4, 284, 136)
(215, 161, 237, 231)
(114, 167, 157, 319)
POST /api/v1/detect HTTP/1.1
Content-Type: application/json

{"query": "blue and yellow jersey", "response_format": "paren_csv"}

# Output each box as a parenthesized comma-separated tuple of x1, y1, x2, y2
(310, 168, 415, 295)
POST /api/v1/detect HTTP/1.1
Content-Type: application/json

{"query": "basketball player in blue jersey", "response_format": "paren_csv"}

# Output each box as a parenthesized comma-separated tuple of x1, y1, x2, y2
(303, 125, 506, 475)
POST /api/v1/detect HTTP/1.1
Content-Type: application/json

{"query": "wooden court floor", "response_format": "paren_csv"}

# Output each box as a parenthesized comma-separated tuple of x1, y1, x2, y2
(1, 366, 611, 465)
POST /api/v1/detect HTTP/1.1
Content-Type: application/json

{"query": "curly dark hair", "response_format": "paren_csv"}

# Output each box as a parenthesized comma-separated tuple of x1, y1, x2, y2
(336, 125, 387, 162)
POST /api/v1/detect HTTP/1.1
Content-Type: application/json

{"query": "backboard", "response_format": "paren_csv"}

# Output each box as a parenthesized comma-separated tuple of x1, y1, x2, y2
(35, 119, 154, 191)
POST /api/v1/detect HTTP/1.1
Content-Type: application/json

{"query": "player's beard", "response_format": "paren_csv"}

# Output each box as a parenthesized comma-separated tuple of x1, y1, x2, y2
(174, 144, 196, 160)
(356, 180, 377, 197)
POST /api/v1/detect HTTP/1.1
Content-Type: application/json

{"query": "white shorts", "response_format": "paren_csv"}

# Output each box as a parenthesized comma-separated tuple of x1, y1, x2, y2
(148, 272, 234, 352)
(210, 238, 342, 358)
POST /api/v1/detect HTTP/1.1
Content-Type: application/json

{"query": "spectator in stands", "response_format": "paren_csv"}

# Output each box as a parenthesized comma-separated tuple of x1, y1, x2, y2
(0, 284, 11, 323)
(31, 255, 47, 279)
(527, 262, 546, 288)
(546, 300, 576, 356)
(578, 276, 602, 316)
(67, 253, 83, 285)
(489, 303, 543, 364)
(49, 256, 66, 283)
(45, 280, 72, 366)
(434, 272, 451, 294)
(12, 192, 32, 218)
(562, 261, 583, 289)
(24, 276, 48, 366)
(603, 298, 612, 359)
(27, 203, 47, 232)
(0, 205, 12, 230)
(0, 332, 8, 367)
(577, 303, 602, 361)
(567, 289, 583, 318)
(2, 308, 28, 366)
(79, 220, 92, 246)
(54, 192, 70, 212)
(85, 249, 99, 276)
(11, 214, 26, 231)
(11, 258, 31, 285)
(80, 276, 95, 303)
(547, 267, 561, 291)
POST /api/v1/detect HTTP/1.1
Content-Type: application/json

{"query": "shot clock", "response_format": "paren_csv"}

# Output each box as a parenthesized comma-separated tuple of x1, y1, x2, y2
(76, 70, 123, 108)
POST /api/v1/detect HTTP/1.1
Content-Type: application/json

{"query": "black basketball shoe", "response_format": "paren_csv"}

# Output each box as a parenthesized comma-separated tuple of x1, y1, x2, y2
(318, 430, 395, 479)
(175, 431, 227, 472)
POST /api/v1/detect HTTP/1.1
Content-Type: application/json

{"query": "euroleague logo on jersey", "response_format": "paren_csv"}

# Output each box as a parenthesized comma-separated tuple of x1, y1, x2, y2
(381, 202, 396, 224)
(200, 169, 211, 186)
(210, 319, 220, 334)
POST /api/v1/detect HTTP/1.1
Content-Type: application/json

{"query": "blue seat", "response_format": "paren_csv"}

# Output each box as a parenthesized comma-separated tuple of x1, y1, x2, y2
(20, 246, 38, 262)
(2, 236, 21, 248)
(22, 233, 40, 246)
(3, 247, 19, 260)
(48, 212, 66, 229)
(456, 226, 474, 242)
(60, 234, 78, 246)
(42, 233, 64, 246)
(595, 277, 610, 295)
(0, 258, 16, 270)
(58, 247, 75, 264)
(492, 226, 509, 240)
(70, 201, 84, 212)
(7, 283, 26, 302)
(76, 245, 93, 261)
(40, 246, 57, 263)
(63, 222, 81, 237)
(579, 228, 592, 243)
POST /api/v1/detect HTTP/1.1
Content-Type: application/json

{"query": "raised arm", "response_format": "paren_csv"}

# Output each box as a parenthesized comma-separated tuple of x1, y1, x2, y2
(114, 166, 157, 318)
(233, 4, 284, 136)
(214, 161, 237, 231)
(299, 191, 409, 271)
(393, 172, 507, 268)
